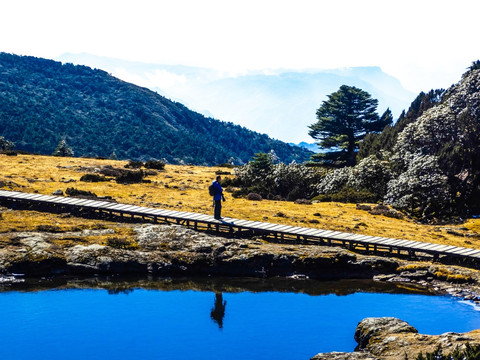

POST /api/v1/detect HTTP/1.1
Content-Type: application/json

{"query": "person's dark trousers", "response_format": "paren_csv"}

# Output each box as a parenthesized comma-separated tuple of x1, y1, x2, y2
(214, 200, 222, 219)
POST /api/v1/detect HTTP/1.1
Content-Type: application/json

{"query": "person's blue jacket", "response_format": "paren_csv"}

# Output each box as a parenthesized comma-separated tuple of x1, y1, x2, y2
(212, 180, 223, 201)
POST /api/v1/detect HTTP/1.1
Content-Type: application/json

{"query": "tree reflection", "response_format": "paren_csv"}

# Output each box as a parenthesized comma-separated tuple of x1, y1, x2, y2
(210, 292, 226, 329)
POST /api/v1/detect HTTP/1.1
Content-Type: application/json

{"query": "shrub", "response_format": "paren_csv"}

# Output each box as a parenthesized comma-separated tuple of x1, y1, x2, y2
(368, 204, 404, 219)
(99, 166, 125, 177)
(316, 155, 392, 201)
(356, 204, 372, 211)
(234, 158, 324, 200)
(115, 170, 144, 184)
(247, 193, 263, 201)
(143, 169, 158, 176)
(221, 177, 242, 187)
(125, 160, 143, 169)
(385, 154, 451, 219)
(36, 225, 63, 233)
(231, 190, 244, 198)
(80, 174, 109, 182)
(145, 159, 165, 170)
(294, 199, 312, 205)
(65, 187, 98, 198)
(313, 187, 377, 203)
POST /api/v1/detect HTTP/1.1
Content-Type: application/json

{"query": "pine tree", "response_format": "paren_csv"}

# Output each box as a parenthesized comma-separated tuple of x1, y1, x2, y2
(52, 139, 74, 157)
(309, 85, 389, 167)
(0, 136, 14, 151)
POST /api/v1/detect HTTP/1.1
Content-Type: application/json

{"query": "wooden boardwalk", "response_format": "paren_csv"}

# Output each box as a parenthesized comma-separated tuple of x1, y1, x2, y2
(0, 189, 479, 264)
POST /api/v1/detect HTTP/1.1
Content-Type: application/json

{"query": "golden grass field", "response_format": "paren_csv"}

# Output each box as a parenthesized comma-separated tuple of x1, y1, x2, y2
(1, 154, 480, 249)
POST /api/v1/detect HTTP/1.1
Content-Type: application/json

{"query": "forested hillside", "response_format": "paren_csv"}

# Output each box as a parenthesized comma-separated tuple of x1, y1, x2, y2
(0, 53, 311, 165)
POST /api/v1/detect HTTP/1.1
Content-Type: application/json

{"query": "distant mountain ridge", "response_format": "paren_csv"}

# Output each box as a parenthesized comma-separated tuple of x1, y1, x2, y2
(57, 53, 416, 143)
(0, 53, 312, 165)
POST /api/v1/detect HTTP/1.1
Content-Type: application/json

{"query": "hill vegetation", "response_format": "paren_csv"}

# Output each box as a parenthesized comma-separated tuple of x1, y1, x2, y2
(228, 64, 480, 221)
(0, 53, 311, 165)
(315, 64, 480, 220)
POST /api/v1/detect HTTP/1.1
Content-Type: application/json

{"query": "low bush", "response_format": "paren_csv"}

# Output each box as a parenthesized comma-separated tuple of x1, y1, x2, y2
(115, 170, 144, 184)
(99, 166, 125, 177)
(229, 190, 242, 198)
(144, 169, 158, 176)
(356, 204, 372, 211)
(247, 193, 263, 201)
(313, 187, 377, 203)
(215, 163, 236, 168)
(65, 187, 98, 198)
(221, 177, 242, 187)
(125, 160, 143, 169)
(106, 237, 139, 250)
(145, 159, 165, 170)
(80, 174, 109, 182)
(36, 225, 63, 233)
(368, 204, 404, 219)
(294, 199, 312, 205)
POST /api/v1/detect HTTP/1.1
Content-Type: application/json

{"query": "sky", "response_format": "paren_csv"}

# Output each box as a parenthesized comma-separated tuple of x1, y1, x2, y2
(1, 0, 479, 93)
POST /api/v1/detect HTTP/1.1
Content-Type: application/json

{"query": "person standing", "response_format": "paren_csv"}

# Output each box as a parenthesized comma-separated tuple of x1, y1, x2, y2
(212, 175, 225, 220)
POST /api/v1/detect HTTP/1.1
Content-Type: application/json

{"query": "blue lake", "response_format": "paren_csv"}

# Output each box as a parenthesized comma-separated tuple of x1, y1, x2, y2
(0, 277, 479, 360)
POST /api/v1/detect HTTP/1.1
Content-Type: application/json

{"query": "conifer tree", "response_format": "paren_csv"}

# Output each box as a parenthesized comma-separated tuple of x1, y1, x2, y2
(53, 139, 74, 157)
(0, 136, 14, 151)
(309, 85, 389, 167)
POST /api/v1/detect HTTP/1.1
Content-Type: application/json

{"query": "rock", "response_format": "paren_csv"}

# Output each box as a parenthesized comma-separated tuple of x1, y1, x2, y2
(52, 190, 64, 196)
(311, 352, 379, 360)
(355, 317, 417, 350)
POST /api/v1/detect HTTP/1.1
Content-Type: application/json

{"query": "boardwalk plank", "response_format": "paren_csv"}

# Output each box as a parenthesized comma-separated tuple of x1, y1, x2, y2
(77, 200, 102, 207)
(445, 247, 476, 255)
(271, 225, 297, 233)
(414, 244, 445, 252)
(73, 199, 97, 206)
(299, 228, 323, 236)
(377, 238, 402, 246)
(34, 195, 55, 202)
(230, 220, 255, 227)
(457, 248, 480, 256)
(392, 240, 418, 248)
(60, 198, 88, 205)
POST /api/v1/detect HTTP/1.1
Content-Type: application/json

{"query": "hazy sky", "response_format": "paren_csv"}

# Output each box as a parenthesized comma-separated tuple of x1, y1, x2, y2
(2, 0, 479, 93)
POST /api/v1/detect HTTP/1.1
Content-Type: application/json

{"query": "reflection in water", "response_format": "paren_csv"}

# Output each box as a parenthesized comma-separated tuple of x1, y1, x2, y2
(210, 292, 227, 329)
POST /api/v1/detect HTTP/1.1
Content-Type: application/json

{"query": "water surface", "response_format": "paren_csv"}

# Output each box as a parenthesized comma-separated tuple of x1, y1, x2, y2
(0, 277, 478, 360)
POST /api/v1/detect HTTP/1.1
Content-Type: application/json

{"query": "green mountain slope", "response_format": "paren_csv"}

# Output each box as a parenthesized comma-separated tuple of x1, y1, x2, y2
(0, 53, 312, 165)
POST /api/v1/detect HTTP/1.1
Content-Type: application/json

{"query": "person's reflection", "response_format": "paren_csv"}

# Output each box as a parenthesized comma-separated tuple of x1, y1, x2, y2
(210, 292, 227, 329)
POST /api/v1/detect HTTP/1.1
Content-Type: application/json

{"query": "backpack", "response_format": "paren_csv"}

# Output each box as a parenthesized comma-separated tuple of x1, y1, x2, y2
(208, 181, 217, 196)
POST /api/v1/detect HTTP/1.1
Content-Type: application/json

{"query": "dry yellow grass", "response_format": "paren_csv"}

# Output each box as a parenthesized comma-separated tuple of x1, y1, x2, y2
(1, 154, 480, 249)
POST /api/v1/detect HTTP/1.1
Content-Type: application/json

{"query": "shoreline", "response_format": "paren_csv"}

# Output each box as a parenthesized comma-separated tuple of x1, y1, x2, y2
(2, 223, 480, 359)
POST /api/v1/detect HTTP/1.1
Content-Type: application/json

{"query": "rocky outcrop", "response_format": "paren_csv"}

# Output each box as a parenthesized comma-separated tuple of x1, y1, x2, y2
(354, 317, 417, 350)
(311, 317, 480, 360)
(0, 224, 399, 278)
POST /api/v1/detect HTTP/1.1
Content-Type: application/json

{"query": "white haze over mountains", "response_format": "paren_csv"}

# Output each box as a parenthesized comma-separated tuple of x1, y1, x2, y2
(58, 53, 416, 145)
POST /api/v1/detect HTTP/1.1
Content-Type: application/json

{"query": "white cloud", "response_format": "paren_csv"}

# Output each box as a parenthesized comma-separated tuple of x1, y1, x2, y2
(1, 0, 479, 92)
